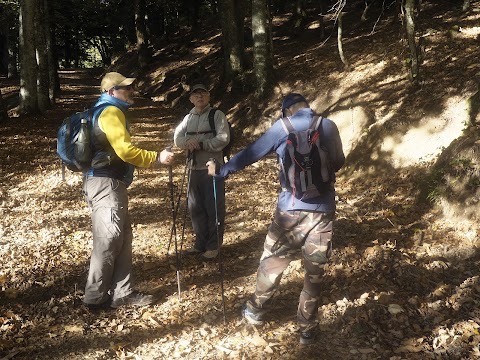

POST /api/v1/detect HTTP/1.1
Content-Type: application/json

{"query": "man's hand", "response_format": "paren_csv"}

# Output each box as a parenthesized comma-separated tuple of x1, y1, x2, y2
(158, 148, 174, 166)
(185, 138, 201, 152)
(206, 159, 218, 176)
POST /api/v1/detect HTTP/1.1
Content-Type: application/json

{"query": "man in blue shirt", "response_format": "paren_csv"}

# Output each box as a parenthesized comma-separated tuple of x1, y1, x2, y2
(207, 93, 345, 344)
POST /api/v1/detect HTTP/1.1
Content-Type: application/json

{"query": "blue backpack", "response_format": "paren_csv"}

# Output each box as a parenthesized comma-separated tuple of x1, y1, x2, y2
(56, 104, 106, 177)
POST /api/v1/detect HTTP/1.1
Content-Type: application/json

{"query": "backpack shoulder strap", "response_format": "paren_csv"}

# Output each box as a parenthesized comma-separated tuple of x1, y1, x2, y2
(310, 115, 331, 183)
(310, 115, 322, 130)
(90, 103, 110, 127)
(208, 108, 218, 136)
(185, 109, 218, 136)
(280, 117, 295, 134)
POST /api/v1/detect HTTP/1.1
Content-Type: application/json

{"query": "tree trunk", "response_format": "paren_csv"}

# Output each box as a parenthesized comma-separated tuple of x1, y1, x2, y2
(64, 27, 72, 68)
(0, 91, 8, 122)
(0, 22, 7, 74)
(36, 0, 51, 112)
(293, 0, 307, 31)
(135, 0, 147, 47)
(219, 0, 246, 84)
(8, 39, 18, 79)
(135, 0, 150, 68)
(337, 11, 349, 69)
(252, 0, 274, 97)
(19, 0, 39, 115)
(44, 0, 58, 103)
(404, 0, 419, 83)
(318, 0, 326, 40)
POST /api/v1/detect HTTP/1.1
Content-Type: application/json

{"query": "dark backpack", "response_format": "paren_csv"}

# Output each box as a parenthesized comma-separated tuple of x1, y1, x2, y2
(279, 115, 333, 201)
(56, 104, 106, 176)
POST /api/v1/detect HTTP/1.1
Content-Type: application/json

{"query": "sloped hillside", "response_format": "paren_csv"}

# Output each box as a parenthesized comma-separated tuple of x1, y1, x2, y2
(112, 0, 480, 238)
(1, 1, 479, 359)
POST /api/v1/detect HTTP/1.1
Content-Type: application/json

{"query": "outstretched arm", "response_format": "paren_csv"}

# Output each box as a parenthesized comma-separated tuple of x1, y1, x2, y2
(212, 120, 285, 178)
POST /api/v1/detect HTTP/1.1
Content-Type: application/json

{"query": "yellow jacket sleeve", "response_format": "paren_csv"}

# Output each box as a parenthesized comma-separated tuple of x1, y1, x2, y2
(98, 106, 157, 168)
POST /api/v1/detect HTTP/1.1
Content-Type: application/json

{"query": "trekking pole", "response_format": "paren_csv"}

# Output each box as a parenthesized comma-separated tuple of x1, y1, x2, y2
(178, 151, 194, 258)
(167, 153, 188, 255)
(166, 146, 181, 301)
(167, 150, 193, 256)
(211, 159, 227, 324)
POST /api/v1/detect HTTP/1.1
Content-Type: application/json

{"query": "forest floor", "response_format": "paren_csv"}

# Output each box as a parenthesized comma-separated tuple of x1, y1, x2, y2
(2, 1, 480, 360)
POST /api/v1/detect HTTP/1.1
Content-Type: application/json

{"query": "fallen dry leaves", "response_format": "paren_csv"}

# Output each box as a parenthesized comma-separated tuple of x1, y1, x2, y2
(2, 6, 480, 357)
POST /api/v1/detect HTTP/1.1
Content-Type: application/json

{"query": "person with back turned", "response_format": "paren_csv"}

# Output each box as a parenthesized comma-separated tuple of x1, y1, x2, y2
(207, 93, 345, 344)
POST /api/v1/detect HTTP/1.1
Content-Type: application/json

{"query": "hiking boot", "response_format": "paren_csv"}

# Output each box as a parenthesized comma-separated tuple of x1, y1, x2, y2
(183, 247, 202, 256)
(202, 249, 219, 259)
(299, 326, 317, 345)
(242, 303, 264, 325)
(83, 299, 111, 311)
(111, 292, 154, 308)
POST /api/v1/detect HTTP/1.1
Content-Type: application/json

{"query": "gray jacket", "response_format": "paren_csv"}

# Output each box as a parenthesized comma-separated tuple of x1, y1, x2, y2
(174, 105, 230, 170)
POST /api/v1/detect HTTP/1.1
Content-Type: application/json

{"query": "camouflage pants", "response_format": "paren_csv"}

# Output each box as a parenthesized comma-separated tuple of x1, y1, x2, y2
(247, 208, 333, 330)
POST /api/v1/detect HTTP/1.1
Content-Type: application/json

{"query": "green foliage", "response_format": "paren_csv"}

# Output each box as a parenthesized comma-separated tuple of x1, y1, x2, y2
(424, 155, 479, 205)
(426, 188, 441, 204)
(449, 157, 474, 173)
(422, 168, 445, 204)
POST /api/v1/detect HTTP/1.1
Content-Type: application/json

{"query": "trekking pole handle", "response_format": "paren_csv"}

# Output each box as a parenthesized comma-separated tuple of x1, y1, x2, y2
(206, 158, 218, 176)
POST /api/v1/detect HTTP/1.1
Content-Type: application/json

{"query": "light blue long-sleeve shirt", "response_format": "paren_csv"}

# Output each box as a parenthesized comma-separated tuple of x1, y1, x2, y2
(217, 108, 345, 212)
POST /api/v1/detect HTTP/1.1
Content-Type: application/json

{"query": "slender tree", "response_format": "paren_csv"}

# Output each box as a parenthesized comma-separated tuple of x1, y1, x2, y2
(0, 91, 8, 122)
(252, 0, 274, 96)
(8, 32, 19, 78)
(292, 0, 307, 31)
(36, 0, 51, 112)
(219, 0, 246, 84)
(135, 0, 150, 68)
(44, 0, 57, 102)
(0, 19, 7, 75)
(19, 0, 39, 115)
(1, 3, 19, 78)
(318, 0, 327, 40)
(404, 0, 419, 83)
(337, 5, 349, 69)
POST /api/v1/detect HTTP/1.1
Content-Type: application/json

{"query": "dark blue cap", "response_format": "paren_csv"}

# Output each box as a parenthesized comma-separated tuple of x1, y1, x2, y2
(281, 93, 308, 116)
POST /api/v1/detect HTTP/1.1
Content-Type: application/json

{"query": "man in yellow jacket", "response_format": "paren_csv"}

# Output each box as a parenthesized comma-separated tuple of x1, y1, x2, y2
(82, 72, 173, 309)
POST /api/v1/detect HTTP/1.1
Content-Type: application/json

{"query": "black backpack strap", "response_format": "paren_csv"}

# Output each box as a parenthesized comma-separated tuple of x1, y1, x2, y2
(185, 109, 218, 136)
(208, 108, 217, 136)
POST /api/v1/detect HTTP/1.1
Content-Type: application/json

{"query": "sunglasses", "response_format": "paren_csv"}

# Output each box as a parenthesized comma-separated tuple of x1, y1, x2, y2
(113, 85, 134, 91)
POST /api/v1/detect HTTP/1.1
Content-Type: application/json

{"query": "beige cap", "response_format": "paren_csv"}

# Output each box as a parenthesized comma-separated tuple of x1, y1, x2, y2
(101, 72, 136, 92)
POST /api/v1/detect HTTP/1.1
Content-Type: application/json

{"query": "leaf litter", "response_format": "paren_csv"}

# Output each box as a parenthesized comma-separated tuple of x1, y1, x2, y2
(2, 13, 480, 357)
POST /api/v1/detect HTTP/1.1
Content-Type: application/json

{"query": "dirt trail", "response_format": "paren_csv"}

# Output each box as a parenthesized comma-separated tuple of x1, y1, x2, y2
(1, 70, 480, 359)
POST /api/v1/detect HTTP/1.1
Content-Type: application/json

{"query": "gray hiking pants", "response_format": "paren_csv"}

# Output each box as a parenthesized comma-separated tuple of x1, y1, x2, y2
(83, 177, 133, 305)
(188, 169, 225, 251)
